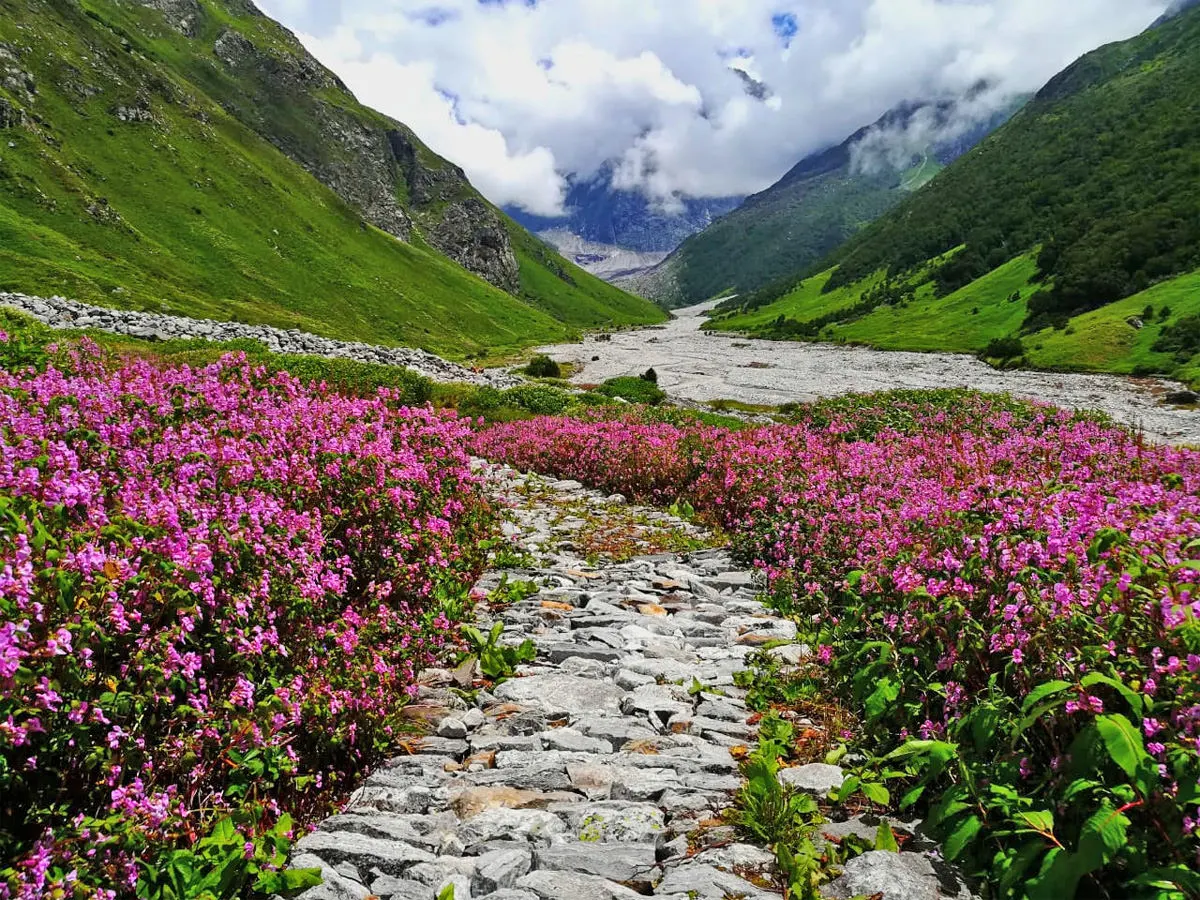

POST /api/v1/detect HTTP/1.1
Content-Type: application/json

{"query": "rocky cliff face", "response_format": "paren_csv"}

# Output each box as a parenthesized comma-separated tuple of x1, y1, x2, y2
(135, 0, 520, 292)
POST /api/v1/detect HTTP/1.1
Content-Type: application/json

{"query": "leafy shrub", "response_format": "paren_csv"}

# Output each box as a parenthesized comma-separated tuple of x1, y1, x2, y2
(475, 398, 1200, 898)
(0, 308, 52, 373)
(499, 384, 574, 416)
(595, 376, 667, 406)
(524, 354, 562, 379)
(1, 347, 493, 898)
(1153, 315, 1200, 360)
(983, 336, 1026, 361)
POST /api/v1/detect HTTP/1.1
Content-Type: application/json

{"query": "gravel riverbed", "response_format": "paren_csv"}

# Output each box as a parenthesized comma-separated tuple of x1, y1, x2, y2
(535, 301, 1200, 445)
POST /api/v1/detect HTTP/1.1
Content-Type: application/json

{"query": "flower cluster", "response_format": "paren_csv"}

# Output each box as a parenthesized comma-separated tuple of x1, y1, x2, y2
(2, 346, 491, 898)
(475, 395, 1200, 890)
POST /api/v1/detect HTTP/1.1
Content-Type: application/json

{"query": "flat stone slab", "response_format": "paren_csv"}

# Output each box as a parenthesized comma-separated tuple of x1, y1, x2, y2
(821, 850, 980, 900)
(779, 763, 846, 794)
(493, 674, 625, 716)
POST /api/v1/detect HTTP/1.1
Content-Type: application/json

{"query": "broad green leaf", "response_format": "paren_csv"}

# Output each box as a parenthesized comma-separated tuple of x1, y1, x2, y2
(1074, 802, 1129, 877)
(898, 784, 926, 808)
(875, 821, 900, 853)
(861, 781, 891, 806)
(1015, 810, 1054, 834)
(1020, 680, 1073, 714)
(836, 775, 862, 802)
(1094, 714, 1152, 786)
(825, 743, 848, 766)
(998, 840, 1051, 896)
(1028, 847, 1083, 900)
(1081, 673, 1143, 718)
(943, 814, 983, 861)
(864, 675, 901, 722)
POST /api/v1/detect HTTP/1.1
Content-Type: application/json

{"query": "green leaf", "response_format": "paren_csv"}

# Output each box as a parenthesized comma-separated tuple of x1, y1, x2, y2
(1021, 680, 1073, 714)
(898, 784, 926, 809)
(1074, 801, 1130, 877)
(864, 675, 901, 722)
(998, 840, 1051, 896)
(861, 781, 891, 806)
(875, 822, 900, 853)
(1094, 714, 1152, 786)
(943, 814, 983, 861)
(824, 743, 848, 766)
(1081, 673, 1143, 718)
(1015, 810, 1054, 834)
(836, 775, 862, 802)
(437, 885, 457, 900)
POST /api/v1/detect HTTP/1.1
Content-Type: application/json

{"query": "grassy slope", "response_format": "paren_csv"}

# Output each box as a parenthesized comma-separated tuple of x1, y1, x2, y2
(820, 7, 1200, 319)
(708, 10, 1200, 382)
(711, 253, 1200, 382)
(0, 0, 659, 359)
(658, 169, 901, 308)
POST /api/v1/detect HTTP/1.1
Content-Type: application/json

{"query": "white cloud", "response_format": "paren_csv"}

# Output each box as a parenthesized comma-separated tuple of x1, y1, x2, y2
(257, 0, 1171, 213)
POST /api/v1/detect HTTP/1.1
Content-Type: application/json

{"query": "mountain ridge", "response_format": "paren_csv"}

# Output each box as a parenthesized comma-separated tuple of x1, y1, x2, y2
(708, 5, 1200, 385)
(627, 94, 1020, 308)
(0, 0, 664, 358)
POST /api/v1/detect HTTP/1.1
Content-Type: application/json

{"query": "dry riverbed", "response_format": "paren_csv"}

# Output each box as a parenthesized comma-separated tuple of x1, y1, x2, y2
(535, 300, 1200, 445)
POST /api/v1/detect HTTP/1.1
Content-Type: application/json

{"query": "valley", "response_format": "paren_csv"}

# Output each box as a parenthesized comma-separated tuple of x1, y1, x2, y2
(537, 300, 1200, 444)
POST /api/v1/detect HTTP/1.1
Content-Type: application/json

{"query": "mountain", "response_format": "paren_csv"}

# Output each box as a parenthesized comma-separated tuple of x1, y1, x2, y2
(505, 164, 740, 281)
(708, 6, 1200, 385)
(0, 0, 664, 359)
(628, 95, 1019, 308)
(1153, 0, 1200, 27)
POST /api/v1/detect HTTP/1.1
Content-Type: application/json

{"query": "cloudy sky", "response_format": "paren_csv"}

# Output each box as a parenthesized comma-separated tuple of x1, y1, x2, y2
(257, 0, 1169, 215)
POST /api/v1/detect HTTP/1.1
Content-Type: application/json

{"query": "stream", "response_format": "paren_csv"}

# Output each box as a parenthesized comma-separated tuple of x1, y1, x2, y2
(536, 300, 1200, 445)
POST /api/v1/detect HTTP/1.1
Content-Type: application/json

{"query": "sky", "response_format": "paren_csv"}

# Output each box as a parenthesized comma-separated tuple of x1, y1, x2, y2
(257, 0, 1170, 216)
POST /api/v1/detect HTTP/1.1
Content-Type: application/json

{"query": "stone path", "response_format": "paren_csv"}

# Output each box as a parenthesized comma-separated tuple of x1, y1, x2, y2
(289, 464, 976, 900)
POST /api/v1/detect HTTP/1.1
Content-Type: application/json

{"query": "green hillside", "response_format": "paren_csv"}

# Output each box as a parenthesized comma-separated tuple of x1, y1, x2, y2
(711, 7, 1200, 384)
(0, 0, 663, 359)
(630, 99, 1015, 309)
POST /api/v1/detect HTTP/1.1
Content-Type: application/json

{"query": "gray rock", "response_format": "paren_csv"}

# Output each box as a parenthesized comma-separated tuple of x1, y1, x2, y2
(438, 717, 469, 739)
(535, 842, 658, 884)
(515, 870, 645, 900)
(493, 674, 625, 717)
(472, 848, 532, 894)
(287, 851, 372, 900)
(555, 801, 666, 844)
(821, 850, 979, 900)
(779, 763, 845, 794)
(292, 832, 435, 878)
(457, 808, 566, 847)
(539, 728, 612, 754)
(368, 874, 428, 900)
(656, 863, 775, 899)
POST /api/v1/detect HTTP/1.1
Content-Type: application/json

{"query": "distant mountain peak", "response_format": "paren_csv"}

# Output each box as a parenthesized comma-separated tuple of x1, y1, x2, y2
(1152, 0, 1200, 28)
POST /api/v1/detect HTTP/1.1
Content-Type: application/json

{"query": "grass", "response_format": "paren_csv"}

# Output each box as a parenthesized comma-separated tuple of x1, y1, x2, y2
(0, 0, 661, 361)
(1025, 268, 1200, 380)
(705, 243, 1200, 385)
(705, 269, 885, 331)
(829, 253, 1038, 352)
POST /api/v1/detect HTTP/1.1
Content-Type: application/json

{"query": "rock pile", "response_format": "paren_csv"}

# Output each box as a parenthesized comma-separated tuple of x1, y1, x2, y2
(0, 292, 521, 389)
(290, 464, 977, 900)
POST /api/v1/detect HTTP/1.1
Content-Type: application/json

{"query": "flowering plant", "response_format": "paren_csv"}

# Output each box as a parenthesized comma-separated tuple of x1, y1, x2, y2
(2, 345, 492, 898)
(476, 393, 1200, 897)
